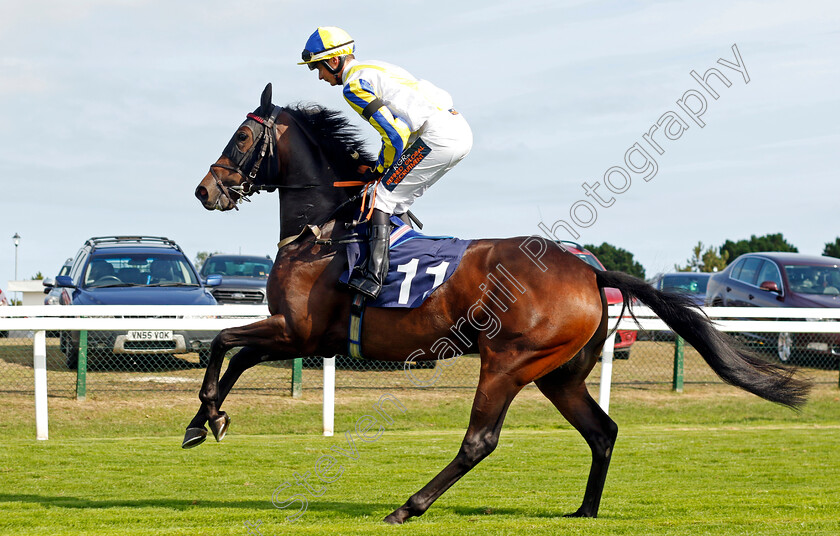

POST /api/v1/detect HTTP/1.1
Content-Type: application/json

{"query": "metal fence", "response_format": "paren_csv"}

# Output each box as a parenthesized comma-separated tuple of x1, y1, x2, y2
(1, 306, 838, 399)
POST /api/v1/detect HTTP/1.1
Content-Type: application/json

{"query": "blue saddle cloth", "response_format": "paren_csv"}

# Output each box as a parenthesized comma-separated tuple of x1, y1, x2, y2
(339, 216, 471, 308)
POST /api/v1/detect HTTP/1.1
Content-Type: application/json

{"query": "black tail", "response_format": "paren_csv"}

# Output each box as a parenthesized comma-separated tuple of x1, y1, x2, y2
(596, 270, 811, 409)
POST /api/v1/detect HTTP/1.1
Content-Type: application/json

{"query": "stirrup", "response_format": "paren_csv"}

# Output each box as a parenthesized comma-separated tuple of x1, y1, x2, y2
(346, 274, 383, 299)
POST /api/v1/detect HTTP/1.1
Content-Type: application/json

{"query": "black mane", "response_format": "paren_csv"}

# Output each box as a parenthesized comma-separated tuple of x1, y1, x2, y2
(284, 104, 375, 179)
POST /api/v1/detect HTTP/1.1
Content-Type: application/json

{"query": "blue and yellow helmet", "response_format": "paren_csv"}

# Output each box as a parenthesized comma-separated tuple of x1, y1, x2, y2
(299, 26, 355, 68)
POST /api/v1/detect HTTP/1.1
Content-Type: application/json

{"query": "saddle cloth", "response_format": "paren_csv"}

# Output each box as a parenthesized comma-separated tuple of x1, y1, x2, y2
(339, 216, 471, 308)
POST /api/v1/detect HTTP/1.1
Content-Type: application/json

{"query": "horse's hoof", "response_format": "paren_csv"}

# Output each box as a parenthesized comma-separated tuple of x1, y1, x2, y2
(209, 412, 230, 442)
(383, 508, 409, 525)
(564, 508, 596, 518)
(182, 427, 208, 449)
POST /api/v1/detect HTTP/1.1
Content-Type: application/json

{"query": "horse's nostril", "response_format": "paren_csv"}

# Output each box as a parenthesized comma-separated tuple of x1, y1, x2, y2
(195, 186, 208, 201)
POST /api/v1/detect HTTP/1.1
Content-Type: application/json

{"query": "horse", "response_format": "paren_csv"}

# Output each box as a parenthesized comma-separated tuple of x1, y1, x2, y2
(186, 83, 810, 524)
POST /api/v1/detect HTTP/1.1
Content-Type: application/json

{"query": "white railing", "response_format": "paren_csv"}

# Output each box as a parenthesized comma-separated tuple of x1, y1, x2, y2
(599, 306, 840, 413)
(2, 306, 839, 439)
(0, 305, 270, 441)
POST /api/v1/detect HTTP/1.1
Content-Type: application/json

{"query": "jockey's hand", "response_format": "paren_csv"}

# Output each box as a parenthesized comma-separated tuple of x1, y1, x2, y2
(359, 165, 383, 183)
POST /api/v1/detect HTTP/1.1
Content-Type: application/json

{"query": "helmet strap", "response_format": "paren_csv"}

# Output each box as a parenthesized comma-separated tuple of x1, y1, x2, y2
(323, 55, 347, 78)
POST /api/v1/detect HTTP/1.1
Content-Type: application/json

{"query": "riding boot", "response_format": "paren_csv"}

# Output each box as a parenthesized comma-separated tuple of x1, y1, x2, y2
(348, 209, 391, 299)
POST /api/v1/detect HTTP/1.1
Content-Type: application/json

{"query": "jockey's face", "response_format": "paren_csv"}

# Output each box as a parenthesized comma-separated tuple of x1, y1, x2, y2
(315, 58, 342, 86)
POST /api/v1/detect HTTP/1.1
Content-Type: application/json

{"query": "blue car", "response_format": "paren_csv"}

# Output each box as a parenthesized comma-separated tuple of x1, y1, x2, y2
(46, 236, 221, 369)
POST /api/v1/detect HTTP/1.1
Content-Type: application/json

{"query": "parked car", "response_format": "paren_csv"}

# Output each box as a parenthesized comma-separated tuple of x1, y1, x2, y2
(43, 257, 72, 305)
(558, 241, 637, 359)
(199, 254, 272, 304)
(705, 252, 840, 364)
(651, 272, 711, 306)
(641, 272, 713, 341)
(48, 236, 221, 369)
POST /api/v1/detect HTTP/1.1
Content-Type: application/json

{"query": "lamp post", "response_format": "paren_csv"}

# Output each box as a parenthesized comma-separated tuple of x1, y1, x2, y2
(12, 233, 20, 305)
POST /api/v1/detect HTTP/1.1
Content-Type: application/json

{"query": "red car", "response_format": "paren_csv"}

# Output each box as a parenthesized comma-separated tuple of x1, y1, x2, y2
(557, 241, 637, 359)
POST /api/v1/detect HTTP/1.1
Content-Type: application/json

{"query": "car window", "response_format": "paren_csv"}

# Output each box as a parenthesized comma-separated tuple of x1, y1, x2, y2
(574, 254, 604, 271)
(69, 249, 88, 282)
(83, 254, 199, 288)
(756, 261, 783, 290)
(661, 274, 709, 294)
(735, 257, 763, 285)
(729, 259, 745, 280)
(203, 258, 273, 278)
(58, 259, 72, 277)
(786, 264, 840, 295)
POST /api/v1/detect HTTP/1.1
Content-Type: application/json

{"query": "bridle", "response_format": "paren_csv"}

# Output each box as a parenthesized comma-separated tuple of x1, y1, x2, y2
(208, 106, 284, 211)
(206, 101, 370, 241)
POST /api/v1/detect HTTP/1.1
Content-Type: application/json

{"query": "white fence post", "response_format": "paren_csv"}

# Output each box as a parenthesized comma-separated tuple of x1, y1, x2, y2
(323, 356, 335, 436)
(33, 330, 49, 440)
(599, 332, 616, 415)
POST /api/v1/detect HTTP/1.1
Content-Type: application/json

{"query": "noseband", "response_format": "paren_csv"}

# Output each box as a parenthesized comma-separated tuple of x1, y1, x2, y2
(208, 106, 283, 210)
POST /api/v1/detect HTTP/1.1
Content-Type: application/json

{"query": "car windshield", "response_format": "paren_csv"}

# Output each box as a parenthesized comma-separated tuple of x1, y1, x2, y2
(661, 274, 709, 294)
(202, 258, 273, 279)
(83, 254, 199, 288)
(785, 264, 840, 295)
(575, 254, 604, 271)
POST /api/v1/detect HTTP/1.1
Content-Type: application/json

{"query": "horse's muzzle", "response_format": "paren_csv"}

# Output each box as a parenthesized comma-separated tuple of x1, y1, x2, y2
(195, 184, 224, 211)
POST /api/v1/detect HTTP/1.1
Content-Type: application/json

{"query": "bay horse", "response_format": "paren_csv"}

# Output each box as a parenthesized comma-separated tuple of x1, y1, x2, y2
(187, 83, 810, 524)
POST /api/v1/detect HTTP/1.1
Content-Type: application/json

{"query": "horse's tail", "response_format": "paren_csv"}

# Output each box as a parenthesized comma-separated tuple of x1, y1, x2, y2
(595, 270, 811, 409)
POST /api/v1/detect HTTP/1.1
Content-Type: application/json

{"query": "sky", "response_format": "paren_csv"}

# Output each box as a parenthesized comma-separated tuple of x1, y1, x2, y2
(1, 0, 838, 293)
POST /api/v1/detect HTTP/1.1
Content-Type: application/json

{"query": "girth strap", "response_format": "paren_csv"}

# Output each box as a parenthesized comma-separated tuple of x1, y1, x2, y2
(348, 293, 366, 359)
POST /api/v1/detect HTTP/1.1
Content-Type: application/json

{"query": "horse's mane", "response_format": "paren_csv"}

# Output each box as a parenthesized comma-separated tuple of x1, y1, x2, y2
(284, 103, 376, 179)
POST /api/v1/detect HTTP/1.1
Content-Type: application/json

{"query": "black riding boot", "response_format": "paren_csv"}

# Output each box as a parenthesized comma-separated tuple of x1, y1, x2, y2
(348, 209, 391, 299)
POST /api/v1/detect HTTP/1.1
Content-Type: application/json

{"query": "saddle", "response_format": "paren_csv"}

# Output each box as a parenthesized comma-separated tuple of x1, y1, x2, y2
(340, 216, 471, 359)
(339, 216, 471, 308)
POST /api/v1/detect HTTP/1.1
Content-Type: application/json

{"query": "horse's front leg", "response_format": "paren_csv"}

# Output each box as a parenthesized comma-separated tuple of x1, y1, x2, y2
(182, 345, 267, 448)
(183, 315, 298, 447)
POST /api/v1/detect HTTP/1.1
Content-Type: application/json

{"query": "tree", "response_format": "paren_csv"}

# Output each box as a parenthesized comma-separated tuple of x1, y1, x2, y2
(194, 251, 221, 271)
(701, 247, 729, 273)
(675, 242, 728, 272)
(719, 233, 797, 263)
(823, 238, 840, 258)
(584, 243, 645, 279)
(30, 272, 44, 280)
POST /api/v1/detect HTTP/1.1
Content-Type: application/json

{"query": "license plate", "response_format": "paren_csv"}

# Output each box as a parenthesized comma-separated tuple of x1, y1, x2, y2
(127, 330, 173, 341)
(806, 342, 829, 351)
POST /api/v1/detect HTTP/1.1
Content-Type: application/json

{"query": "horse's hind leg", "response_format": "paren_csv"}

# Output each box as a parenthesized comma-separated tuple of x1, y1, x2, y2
(182, 345, 266, 448)
(384, 369, 524, 524)
(534, 362, 617, 518)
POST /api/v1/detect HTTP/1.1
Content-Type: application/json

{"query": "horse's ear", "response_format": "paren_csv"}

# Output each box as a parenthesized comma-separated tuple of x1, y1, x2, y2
(260, 83, 273, 115)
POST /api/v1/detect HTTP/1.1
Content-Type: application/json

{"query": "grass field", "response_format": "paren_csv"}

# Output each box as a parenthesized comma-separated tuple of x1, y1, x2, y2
(2, 382, 839, 535)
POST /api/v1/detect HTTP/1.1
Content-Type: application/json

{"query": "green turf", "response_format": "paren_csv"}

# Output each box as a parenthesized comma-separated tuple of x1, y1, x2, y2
(2, 387, 839, 535)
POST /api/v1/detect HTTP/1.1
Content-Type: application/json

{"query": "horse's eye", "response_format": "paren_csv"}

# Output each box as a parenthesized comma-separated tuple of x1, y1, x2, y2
(237, 132, 248, 142)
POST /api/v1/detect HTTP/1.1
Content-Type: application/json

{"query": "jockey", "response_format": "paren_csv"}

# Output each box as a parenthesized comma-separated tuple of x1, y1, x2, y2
(299, 26, 473, 299)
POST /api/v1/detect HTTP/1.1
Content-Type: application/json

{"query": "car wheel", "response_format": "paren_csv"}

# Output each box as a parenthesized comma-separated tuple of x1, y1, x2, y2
(777, 332, 796, 363)
(199, 350, 211, 368)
